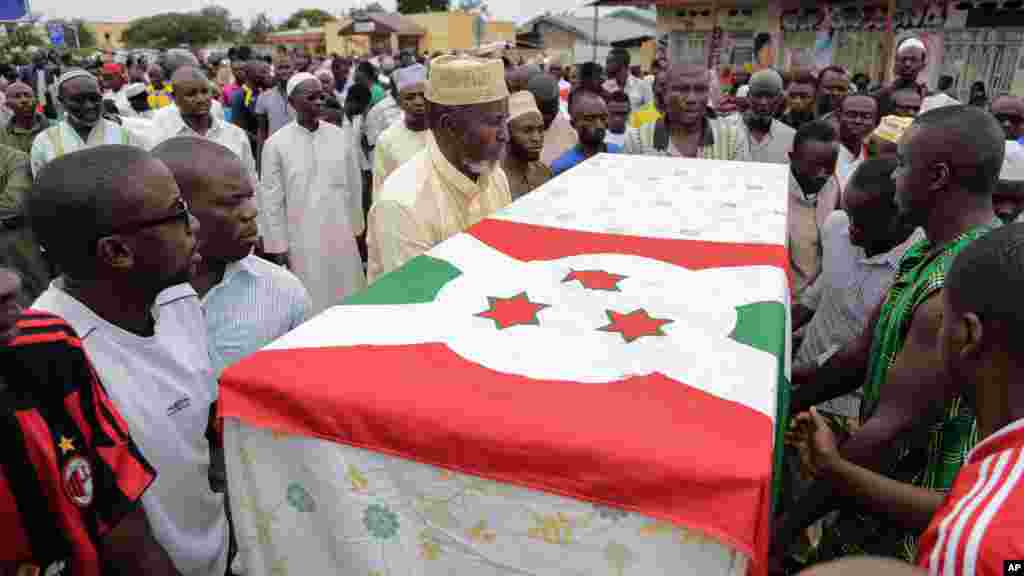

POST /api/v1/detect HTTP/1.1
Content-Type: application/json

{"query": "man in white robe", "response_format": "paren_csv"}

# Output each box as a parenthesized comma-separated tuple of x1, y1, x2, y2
(372, 63, 429, 202)
(30, 70, 141, 177)
(261, 73, 366, 314)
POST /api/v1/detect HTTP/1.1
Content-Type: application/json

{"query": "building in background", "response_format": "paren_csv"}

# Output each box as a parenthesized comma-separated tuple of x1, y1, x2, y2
(87, 21, 130, 50)
(517, 13, 656, 65)
(337, 12, 426, 55)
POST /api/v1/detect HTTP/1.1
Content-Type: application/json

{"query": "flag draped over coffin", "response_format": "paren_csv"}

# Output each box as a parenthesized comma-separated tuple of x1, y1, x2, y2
(220, 154, 791, 575)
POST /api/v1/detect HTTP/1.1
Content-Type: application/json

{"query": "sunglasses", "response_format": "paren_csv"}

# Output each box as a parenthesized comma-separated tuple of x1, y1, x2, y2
(96, 197, 191, 242)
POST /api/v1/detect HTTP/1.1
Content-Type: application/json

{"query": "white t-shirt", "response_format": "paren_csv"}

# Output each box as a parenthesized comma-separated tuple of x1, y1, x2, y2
(33, 282, 230, 576)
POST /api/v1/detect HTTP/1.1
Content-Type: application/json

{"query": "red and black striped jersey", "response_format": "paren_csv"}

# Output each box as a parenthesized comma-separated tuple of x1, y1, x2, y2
(0, 310, 156, 576)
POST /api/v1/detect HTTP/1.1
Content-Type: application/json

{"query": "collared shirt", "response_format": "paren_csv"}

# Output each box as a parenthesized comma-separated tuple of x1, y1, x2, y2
(551, 142, 624, 176)
(0, 311, 156, 576)
(261, 120, 366, 313)
(503, 156, 552, 201)
(739, 118, 795, 165)
(625, 116, 750, 162)
(150, 108, 255, 181)
(30, 119, 138, 178)
(604, 130, 627, 148)
(367, 132, 512, 282)
(372, 120, 429, 202)
(787, 172, 841, 298)
(916, 417, 1024, 576)
(147, 83, 173, 110)
(200, 254, 312, 375)
(254, 86, 295, 138)
(603, 74, 654, 113)
(0, 113, 52, 155)
(837, 140, 867, 191)
(32, 281, 230, 576)
(540, 112, 578, 167)
(796, 210, 922, 374)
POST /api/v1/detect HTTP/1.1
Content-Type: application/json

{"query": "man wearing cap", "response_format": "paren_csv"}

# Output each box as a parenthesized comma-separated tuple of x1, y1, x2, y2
(503, 90, 552, 200)
(527, 73, 578, 167)
(367, 55, 512, 281)
(30, 69, 140, 177)
(994, 140, 1024, 224)
(0, 81, 51, 155)
(372, 64, 429, 200)
(875, 38, 927, 114)
(261, 72, 365, 313)
(737, 68, 794, 165)
(101, 62, 135, 118)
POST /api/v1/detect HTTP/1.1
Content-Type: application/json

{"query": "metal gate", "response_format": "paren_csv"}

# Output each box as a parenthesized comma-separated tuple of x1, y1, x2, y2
(942, 28, 1024, 102)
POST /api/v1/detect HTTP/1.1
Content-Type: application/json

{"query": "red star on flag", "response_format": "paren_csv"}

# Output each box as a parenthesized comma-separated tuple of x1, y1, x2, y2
(598, 309, 673, 343)
(562, 269, 627, 291)
(475, 292, 549, 329)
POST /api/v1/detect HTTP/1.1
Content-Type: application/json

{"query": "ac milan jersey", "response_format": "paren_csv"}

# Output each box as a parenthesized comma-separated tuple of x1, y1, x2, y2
(917, 418, 1024, 576)
(0, 311, 155, 576)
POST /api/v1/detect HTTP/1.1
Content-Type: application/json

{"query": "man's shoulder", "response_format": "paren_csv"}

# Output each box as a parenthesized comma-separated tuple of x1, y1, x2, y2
(238, 254, 307, 297)
(550, 148, 578, 171)
(263, 122, 295, 148)
(772, 119, 796, 137)
(377, 148, 431, 208)
(606, 142, 624, 154)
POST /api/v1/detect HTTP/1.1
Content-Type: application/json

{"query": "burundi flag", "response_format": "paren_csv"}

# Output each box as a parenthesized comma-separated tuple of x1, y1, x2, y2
(220, 155, 791, 574)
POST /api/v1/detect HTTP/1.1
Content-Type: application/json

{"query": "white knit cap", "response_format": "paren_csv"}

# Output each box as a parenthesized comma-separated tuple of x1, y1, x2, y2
(286, 72, 318, 98)
(394, 63, 427, 94)
(736, 84, 750, 98)
(1001, 140, 1024, 182)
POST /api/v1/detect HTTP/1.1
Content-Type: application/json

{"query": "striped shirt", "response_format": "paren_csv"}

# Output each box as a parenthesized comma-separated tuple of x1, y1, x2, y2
(0, 311, 155, 576)
(201, 254, 312, 375)
(917, 418, 1024, 576)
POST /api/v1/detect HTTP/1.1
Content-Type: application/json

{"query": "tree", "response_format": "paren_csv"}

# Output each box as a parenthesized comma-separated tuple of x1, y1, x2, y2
(245, 12, 274, 44)
(70, 19, 96, 48)
(281, 8, 335, 30)
(3, 24, 45, 51)
(122, 8, 237, 49)
(397, 0, 448, 14)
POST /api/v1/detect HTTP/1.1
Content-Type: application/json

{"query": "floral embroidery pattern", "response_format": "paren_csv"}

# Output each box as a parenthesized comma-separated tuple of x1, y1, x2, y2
(363, 503, 399, 540)
(286, 483, 315, 513)
(347, 465, 369, 492)
(594, 504, 629, 522)
(467, 520, 496, 543)
(528, 512, 575, 545)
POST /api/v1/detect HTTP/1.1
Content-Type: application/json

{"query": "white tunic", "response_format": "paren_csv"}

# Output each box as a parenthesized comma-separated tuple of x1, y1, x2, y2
(30, 119, 139, 177)
(261, 120, 366, 314)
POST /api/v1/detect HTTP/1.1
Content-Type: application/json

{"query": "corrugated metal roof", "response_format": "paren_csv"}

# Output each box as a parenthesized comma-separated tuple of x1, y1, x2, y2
(518, 14, 654, 44)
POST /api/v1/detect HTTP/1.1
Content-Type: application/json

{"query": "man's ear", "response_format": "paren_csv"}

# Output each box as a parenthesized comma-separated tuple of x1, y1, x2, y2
(95, 236, 134, 271)
(960, 312, 985, 362)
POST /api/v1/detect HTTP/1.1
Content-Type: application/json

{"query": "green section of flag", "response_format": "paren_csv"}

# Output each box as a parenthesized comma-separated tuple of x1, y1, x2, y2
(344, 256, 461, 305)
(730, 301, 789, 512)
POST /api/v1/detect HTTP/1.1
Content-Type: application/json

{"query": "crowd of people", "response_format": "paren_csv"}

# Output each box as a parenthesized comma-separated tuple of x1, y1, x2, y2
(1, 32, 1024, 576)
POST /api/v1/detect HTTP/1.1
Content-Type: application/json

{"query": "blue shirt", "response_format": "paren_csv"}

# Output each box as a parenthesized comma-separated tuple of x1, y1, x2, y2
(550, 142, 622, 176)
(200, 254, 312, 375)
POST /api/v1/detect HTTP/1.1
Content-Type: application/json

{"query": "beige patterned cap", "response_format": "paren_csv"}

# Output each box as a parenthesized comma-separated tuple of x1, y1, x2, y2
(426, 55, 508, 106)
(872, 115, 914, 144)
(508, 90, 541, 122)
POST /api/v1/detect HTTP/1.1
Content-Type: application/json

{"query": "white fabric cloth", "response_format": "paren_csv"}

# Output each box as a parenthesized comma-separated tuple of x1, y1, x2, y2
(30, 119, 139, 177)
(201, 253, 312, 376)
(372, 120, 429, 203)
(920, 92, 961, 114)
(1002, 140, 1024, 181)
(104, 88, 136, 118)
(120, 116, 158, 150)
(225, 417, 748, 576)
(261, 120, 367, 313)
(836, 141, 866, 192)
(364, 95, 402, 149)
(33, 282, 230, 576)
(604, 130, 627, 148)
(151, 99, 225, 126)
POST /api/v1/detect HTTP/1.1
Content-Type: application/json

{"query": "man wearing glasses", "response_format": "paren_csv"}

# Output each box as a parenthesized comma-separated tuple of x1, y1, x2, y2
(29, 145, 231, 576)
(29, 70, 142, 178)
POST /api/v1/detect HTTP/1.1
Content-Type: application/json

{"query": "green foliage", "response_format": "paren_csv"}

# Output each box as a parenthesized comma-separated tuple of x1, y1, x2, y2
(122, 5, 238, 49)
(3, 24, 45, 51)
(245, 13, 274, 44)
(71, 20, 97, 48)
(281, 8, 336, 30)
(397, 0, 449, 14)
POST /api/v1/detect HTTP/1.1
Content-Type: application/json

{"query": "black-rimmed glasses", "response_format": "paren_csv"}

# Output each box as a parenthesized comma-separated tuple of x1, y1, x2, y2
(96, 197, 191, 240)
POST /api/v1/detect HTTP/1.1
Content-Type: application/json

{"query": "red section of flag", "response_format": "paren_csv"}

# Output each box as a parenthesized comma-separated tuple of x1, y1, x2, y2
(220, 342, 773, 567)
(468, 218, 789, 272)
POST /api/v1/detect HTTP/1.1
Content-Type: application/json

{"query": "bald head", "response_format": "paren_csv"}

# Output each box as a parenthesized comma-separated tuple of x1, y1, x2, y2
(991, 95, 1024, 140)
(910, 105, 1005, 196)
(151, 137, 244, 204)
(5, 81, 31, 99)
(748, 68, 783, 95)
(527, 73, 560, 129)
(947, 222, 1024, 350)
(28, 145, 158, 277)
(171, 66, 208, 87)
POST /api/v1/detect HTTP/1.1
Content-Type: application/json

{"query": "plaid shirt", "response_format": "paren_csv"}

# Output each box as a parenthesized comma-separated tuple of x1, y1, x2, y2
(817, 219, 999, 562)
